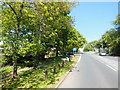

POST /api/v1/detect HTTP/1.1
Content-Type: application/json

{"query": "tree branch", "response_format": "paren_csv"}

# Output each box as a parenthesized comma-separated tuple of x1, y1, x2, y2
(19, 1, 25, 18)
(8, 4, 17, 16)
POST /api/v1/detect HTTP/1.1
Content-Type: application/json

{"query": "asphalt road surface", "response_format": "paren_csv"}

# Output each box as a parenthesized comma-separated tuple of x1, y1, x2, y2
(58, 52, 118, 88)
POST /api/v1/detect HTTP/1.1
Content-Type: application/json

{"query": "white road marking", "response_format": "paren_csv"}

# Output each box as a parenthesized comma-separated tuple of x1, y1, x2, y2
(75, 56, 81, 67)
(97, 59, 118, 72)
(55, 55, 81, 88)
(106, 64, 117, 72)
(96, 55, 118, 72)
(88, 53, 118, 72)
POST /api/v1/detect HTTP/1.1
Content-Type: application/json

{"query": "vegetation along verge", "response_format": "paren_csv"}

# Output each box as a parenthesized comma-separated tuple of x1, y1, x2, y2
(1, 55, 79, 88)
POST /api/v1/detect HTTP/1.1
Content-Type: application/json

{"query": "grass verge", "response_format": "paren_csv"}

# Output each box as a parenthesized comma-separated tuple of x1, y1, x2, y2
(1, 55, 79, 88)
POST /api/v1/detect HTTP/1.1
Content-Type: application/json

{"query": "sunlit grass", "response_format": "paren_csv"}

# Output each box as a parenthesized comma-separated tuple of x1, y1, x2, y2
(1, 55, 79, 88)
(0, 65, 23, 76)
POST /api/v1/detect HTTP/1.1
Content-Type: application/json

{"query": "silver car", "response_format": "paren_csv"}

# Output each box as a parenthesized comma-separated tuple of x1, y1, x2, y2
(99, 52, 106, 56)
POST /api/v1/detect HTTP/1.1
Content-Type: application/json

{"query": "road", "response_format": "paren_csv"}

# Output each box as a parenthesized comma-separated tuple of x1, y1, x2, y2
(58, 52, 118, 88)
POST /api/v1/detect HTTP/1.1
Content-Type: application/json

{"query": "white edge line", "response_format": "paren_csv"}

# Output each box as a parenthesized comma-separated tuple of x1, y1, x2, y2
(55, 70, 70, 88)
(75, 55, 81, 67)
(97, 60, 117, 72)
(55, 55, 81, 88)
(94, 55, 118, 72)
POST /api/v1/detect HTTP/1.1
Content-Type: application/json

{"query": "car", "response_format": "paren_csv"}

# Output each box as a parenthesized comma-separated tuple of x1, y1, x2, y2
(99, 52, 106, 56)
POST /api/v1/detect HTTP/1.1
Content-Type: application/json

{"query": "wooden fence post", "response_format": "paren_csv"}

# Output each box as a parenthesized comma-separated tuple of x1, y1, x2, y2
(69, 67, 72, 72)
(58, 64, 60, 70)
(62, 61, 64, 67)
(45, 69, 48, 79)
(69, 57, 71, 62)
(53, 65, 56, 74)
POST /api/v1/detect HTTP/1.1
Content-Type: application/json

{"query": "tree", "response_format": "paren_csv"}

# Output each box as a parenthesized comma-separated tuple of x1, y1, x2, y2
(66, 28, 86, 53)
(1, 1, 28, 78)
(94, 14, 120, 55)
(1, 1, 87, 78)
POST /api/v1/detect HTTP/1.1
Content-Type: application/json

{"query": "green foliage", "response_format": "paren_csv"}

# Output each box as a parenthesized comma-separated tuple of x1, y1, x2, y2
(83, 43, 95, 52)
(1, 2, 86, 77)
(0, 65, 23, 76)
(2, 56, 78, 88)
(87, 14, 120, 55)
(100, 14, 120, 55)
(0, 55, 6, 66)
(0, 66, 13, 76)
(66, 29, 86, 53)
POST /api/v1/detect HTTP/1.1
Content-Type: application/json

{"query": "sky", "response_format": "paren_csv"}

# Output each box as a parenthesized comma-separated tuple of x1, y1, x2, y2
(69, 2, 118, 42)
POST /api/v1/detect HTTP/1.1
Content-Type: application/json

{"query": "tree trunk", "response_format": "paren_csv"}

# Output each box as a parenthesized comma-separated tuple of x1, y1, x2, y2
(13, 55, 18, 78)
(8, 2, 24, 79)
(41, 54, 45, 60)
(56, 49, 58, 57)
(33, 55, 39, 69)
(33, 58, 38, 69)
